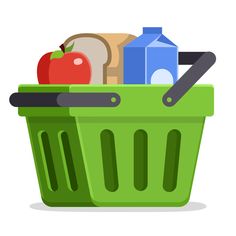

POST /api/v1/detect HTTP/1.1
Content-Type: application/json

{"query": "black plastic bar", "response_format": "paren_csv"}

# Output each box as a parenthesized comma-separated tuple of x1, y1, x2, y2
(9, 92, 121, 107)
(10, 93, 60, 107)
(162, 52, 216, 106)
(178, 52, 205, 65)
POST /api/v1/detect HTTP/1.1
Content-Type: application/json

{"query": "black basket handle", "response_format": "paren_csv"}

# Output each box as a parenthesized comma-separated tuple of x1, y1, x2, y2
(162, 51, 216, 106)
(10, 92, 121, 107)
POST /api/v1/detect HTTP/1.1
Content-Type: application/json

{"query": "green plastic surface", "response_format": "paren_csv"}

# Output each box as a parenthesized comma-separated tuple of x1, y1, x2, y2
(17, 85, 214, 206)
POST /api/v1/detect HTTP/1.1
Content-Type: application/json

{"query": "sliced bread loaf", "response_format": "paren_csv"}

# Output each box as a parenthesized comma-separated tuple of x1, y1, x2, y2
(61, 33, 136, 84)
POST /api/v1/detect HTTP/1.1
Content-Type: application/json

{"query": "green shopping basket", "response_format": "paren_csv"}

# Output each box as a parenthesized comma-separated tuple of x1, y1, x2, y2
(10, 52, 215, 207)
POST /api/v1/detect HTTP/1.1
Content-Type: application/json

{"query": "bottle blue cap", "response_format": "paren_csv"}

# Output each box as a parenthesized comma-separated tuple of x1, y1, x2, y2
(143, 27, 162, 34)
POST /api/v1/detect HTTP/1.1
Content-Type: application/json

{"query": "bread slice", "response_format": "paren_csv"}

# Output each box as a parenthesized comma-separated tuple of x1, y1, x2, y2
(61, 33, 136, 84)
(61, 34, 111, 84)
(98, 34, 136, 84)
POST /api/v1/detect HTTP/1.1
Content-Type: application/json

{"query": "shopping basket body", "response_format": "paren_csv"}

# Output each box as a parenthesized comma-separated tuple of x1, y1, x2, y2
(10, 52, 215, 206)
(14, 84, 213, 206)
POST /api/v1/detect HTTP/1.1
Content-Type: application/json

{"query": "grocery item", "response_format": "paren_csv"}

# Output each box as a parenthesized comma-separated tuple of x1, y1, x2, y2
(61, 34, 111, 84)
(37, 51, 91, 84)
(124, 27, 178, 84)
(98, 34, 136, 84)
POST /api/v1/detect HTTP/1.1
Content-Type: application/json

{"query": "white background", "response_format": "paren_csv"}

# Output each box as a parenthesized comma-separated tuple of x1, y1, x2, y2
(0, 0, 235, 235)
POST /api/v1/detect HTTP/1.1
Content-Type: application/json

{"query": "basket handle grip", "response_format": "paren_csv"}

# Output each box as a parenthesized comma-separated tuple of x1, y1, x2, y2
(162, 51, 216, 106)
(9, 92, 121, 107)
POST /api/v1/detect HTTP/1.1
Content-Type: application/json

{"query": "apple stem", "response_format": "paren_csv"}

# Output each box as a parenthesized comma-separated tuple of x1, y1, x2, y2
(59, 44, 65, 53)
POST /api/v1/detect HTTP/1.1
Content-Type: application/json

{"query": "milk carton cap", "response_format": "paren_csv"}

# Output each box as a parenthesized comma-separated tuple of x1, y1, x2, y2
(143, 27, 162, 34)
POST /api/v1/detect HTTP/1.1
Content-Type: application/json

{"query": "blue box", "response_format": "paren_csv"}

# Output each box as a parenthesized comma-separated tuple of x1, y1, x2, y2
(124, 27, 178, 84)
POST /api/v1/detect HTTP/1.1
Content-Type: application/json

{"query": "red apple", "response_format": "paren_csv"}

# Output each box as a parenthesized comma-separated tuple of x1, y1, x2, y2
(37, 50, 91, 84)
